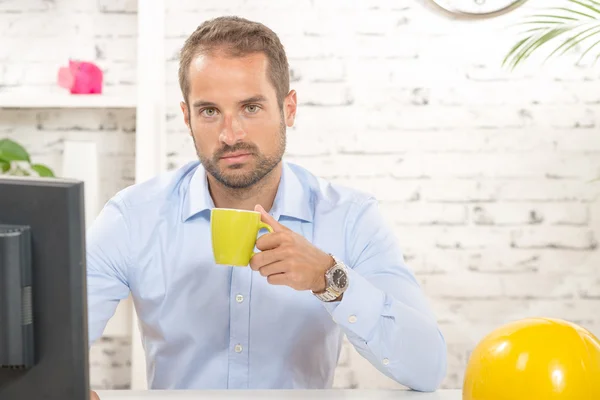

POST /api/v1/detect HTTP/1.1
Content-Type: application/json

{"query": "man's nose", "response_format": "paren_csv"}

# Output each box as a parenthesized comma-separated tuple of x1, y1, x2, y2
(219, 115, 246, 146)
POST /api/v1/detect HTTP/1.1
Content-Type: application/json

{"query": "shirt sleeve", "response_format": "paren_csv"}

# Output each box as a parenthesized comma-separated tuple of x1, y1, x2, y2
(86, 195, 132, 346)
(322, 197, 447, 392)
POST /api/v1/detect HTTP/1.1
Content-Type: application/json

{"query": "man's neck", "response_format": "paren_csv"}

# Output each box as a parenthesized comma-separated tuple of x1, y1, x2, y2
(207, 163, 282, 213)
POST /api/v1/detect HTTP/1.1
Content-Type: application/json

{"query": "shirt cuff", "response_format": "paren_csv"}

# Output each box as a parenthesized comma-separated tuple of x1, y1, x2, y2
(322, 267, 386, 342)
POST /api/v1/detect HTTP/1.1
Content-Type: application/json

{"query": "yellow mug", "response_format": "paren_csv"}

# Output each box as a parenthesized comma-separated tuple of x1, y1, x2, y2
(210, 208, 273, 266)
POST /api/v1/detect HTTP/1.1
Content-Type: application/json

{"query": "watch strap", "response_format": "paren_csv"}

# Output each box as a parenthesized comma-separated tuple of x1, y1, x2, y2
(313, 287, 341, 302)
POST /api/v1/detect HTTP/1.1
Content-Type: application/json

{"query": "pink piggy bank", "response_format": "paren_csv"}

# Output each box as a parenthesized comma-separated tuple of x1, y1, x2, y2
(57, 60, 103, 94)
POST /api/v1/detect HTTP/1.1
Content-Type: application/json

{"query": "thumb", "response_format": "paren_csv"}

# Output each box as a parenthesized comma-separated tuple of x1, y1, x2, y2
(255, 204, 287, 232)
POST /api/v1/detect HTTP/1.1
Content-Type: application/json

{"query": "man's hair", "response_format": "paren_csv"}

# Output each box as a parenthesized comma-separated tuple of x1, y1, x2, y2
(178, 16, 290, 107)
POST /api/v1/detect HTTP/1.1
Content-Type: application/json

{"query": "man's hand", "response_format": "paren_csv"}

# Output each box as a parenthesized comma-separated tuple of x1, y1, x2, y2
(90, 390, 100, 400)
(249, 205, 333, 292)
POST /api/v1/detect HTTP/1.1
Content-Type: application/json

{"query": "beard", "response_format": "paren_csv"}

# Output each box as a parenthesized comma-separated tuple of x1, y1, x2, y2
(193, 119, 286, 190)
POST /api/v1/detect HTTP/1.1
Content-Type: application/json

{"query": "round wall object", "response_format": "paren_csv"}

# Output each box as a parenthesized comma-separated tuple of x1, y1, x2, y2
(428, 0, 528, 18)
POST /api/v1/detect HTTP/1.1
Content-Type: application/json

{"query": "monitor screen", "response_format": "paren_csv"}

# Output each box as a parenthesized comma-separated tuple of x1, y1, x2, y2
(0, 176, 90, 400)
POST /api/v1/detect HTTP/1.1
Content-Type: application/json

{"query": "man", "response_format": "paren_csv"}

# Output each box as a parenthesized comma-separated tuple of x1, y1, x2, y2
(87, 16, 446, 399)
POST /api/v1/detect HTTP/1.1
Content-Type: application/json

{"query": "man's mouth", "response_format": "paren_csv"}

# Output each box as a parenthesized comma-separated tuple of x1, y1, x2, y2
(220, 152, 252, 164)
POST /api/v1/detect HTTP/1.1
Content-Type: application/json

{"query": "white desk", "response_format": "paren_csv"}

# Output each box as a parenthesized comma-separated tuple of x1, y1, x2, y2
(96, 390, 462, 400)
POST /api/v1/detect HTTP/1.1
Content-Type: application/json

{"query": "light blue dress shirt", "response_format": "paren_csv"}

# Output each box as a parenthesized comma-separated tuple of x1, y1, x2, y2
(86, 160, 447, 392)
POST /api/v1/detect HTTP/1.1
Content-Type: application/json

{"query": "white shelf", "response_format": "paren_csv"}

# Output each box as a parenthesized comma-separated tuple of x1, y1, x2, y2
(0, 87, 137, 109)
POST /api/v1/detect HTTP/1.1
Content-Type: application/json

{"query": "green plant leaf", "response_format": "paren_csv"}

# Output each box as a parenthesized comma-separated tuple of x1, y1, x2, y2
(0, 139, 30, 162)
(30, 164, 54, 177)
(567, 0, 600, 16)
(504, 0, 600, 69)
(503, 37, 532, 67)
(561, 25, 600, 56)
(529, 14, 579, 21)
(516, 20, 565, 26)
(552, 6, 595, 19)
(0, 158, 9, 173)
(579, 36, 600, 61)
(506, 27, 571, 70)
(547, 24, 600, 59)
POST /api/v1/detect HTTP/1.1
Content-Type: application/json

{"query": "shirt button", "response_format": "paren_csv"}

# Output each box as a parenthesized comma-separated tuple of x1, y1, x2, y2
(234, 344, 243, 353)
(235, 294, 244, 303)
(348, 315, 357, 323)
(383, 358, 390, 365)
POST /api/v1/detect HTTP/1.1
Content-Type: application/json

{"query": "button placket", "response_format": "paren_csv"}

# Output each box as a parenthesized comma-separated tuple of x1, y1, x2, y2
(227, 266, 252, 388)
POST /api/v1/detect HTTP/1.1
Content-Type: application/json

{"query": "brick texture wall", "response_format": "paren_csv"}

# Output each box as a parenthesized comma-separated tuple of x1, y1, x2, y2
(2, 0, 600, 391)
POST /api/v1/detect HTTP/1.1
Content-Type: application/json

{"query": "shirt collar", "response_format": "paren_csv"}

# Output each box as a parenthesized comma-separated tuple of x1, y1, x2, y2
(181, 163, 215, 222)
(182, 161, 313, 223)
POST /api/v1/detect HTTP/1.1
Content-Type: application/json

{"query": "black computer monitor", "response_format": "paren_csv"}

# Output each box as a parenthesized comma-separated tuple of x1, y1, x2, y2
(0, 175, 89, 400)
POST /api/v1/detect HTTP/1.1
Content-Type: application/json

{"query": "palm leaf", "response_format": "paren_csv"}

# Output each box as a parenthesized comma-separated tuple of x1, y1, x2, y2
(569, 0, 600, 15)
(547, 25, 600, 58)
(553, 6, 595, 19)
(531, 14, 578, 21)
(503, 27, 572, 69)
(504, 0, 600, 69)
(580, 36, 600, 61)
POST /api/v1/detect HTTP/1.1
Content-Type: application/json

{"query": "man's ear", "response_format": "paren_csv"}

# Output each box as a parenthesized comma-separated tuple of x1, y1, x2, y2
(180, 101, 191, 132)
(283, 90, 297, 127)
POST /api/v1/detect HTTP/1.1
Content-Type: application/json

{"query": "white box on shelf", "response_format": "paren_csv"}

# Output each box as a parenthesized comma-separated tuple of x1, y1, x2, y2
(62, 140, 99, 229)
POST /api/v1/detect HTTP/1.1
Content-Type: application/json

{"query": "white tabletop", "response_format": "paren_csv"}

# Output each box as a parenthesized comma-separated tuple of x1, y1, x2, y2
(96, 389, 462, 400)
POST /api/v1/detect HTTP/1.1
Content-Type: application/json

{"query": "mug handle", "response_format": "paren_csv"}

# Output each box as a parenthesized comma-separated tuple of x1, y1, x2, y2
(258, 222, 274, 234)
(250, 222, 274, 259)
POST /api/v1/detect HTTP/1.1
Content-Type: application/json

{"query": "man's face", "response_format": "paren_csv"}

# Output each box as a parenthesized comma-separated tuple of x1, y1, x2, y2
(181, 51, 296, 189)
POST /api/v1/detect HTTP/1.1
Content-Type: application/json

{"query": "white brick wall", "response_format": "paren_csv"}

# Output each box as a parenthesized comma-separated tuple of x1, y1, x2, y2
(0, 109, 136, 207)
(2, 0, 600, 391)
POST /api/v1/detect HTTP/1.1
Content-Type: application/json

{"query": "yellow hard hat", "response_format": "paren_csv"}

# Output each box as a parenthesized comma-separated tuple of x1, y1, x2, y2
(463, 317, 600, 400)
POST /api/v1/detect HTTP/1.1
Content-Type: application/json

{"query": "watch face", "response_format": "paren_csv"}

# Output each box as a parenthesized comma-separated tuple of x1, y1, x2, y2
(430, 0, 524, 15)
(332, 268, 348, 290)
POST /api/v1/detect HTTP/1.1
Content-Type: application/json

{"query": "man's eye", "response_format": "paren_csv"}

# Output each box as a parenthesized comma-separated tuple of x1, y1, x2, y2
(246, 105, 259, 113)
(201, 108, 217, 117)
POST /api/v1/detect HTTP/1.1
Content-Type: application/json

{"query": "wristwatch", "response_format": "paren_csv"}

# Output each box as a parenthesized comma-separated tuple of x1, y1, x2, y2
(312, 255, 349, 302)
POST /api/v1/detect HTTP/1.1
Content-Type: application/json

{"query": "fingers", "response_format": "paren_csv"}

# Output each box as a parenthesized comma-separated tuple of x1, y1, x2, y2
(266, 273, 288, 286)
(256, 260, 289, 277)
(255, 231, 290, 251)
(249, 246, 286, 271)
(248, 254, 304, 290)
(91, 391, 101, 400)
